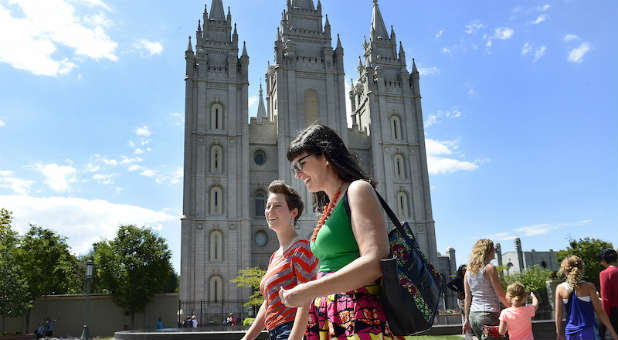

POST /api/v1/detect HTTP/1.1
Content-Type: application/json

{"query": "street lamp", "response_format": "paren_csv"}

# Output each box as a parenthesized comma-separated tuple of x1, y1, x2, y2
(80, 260, 94, 340)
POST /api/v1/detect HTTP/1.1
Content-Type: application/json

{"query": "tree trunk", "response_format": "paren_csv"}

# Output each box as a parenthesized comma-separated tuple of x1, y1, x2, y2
(2, 315, 5, 334)
(25, 308, 30, 334)
(130, 312, 135, 330)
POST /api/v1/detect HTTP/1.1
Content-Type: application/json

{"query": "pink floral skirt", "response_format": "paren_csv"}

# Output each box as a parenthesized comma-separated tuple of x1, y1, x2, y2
(305, 272, 404, 340)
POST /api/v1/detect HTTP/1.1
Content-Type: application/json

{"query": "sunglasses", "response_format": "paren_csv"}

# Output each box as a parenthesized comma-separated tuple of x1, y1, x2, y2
(290, 154, 315, 174)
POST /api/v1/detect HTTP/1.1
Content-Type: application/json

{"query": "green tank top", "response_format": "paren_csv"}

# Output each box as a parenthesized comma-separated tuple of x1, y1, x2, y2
(310, 192, 360, 272)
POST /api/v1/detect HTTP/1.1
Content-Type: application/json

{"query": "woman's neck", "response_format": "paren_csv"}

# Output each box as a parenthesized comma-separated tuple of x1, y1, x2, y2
(324, 178, 347, 202)
(276, 228, 298, 252)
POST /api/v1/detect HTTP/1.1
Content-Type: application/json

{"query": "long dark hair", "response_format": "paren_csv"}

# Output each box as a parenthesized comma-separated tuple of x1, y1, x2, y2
(287, 124, 376, 211)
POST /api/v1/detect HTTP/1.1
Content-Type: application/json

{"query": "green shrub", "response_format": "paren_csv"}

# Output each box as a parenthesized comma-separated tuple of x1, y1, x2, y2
(243, 317, 255, 326)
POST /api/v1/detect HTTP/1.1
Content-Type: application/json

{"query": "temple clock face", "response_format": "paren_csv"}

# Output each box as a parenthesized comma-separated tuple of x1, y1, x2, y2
(255, 231, 268, 247)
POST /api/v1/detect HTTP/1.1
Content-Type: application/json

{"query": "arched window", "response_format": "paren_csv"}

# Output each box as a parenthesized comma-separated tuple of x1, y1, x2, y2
(210, 230, 223, 261)
(210, 186, 223, 215)
(255, 190, 266, 217)
(391, 115, 402, 140)
(397, 191, 409, 218)
(304, 89, 319, 127)
(209, 275, 223, 303)
(211, 145, 223, 173)
(394, 154, 405, 179)
(211, 103, 223, 130)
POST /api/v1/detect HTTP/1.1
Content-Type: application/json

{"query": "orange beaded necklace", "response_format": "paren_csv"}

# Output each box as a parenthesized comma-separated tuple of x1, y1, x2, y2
(311, 183, 345, 242)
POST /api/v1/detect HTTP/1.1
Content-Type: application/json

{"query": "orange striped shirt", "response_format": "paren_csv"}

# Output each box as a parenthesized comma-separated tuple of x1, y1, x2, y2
(259, 239, 318, 331)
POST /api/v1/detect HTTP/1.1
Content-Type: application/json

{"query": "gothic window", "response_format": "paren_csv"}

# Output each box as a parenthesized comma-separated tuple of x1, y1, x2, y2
(211, 103, 223, 130)
(209, 275, 223, 303)
(254, 150, 266, 165)
(211, 145, 223, 173)
(210, 230, 223, 261)
(394, 154, 405, 179)
(255, 190, 266, 217)
(210, 186, 223, 215)
(391, 115, 402, 141)
(304, 89, 319, 127)
(397, 191, 409, 218)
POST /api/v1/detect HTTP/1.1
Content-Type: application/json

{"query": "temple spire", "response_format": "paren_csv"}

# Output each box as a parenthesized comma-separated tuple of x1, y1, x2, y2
(256, 83, 267, 121)
(186, 36, 193, 52)
(241, 40, 248, 57)
(371, 0, 388, 40)
(209, 0, 225, 20)
(336, 34, 342, 49)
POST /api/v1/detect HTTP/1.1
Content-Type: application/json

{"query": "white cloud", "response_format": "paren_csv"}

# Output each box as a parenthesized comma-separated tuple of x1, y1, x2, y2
(563, 34, 579, 42)
(134, 148, 145, 155)
(154, 168, 183, 185)
(533, 46, 547, 62)
(35, 163, 77, 192)
(487, 219, 592, 241)
(0, 120, 5, 127)
(424, 108, 462, 128)
(493, 27, 515, 40)
(538, 4, 551, 11)
(531, 14, 548, 24)
(92, 173, 113, 185)
(73, 0, 111, 11)
(0, 170, 35, 195)
(568, 43, 590, 63)
(135, 126, 151, 137)
(169, 112, 184, 126)
(441, 47, 452, 55)
(435, 30, 444, 38)
(0, 195, 175, 255)
(128, 165, 141, 172)
(418, 66, 440, 76)
(486, 232, 518, 241)
(94, 155, 142, 167)
(515, 223, 557, 236)
(140, 169, 156, 177)
(425, 139, 479, 175)
(521, 42, 532, 55)
(133, 39, 163, 57)
(0, 0, 118, 76)
(465, 22, 484, 35)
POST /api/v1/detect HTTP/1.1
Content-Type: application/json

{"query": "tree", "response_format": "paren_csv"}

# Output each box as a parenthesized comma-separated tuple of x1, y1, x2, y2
(557, 237, 614, 288)
(502, 266, 553, 304)
(14, 225, 79, 331)
(0, 209, 30, 333)
(231, 267, 266, 315)
(15, 226, 79, 298)
(94, 225, 175, 328)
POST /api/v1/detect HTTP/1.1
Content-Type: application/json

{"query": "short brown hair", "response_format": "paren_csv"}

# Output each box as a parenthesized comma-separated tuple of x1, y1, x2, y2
(267, 180, 304, 225)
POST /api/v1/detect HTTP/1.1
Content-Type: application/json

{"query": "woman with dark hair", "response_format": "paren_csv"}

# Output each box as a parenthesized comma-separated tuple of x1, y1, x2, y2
(278, 124, 401, 340)
(448, 265, 467, 321)
(242, 180, 318, 340)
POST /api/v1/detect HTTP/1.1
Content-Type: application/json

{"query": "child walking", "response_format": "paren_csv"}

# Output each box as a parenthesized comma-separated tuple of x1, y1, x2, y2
(499, 282, 539, 340)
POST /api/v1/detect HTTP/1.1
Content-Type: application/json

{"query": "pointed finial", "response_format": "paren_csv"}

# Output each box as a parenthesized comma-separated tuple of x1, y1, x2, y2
(242, 40, 248, 57)
(259, 83, 263, 95)
(373, 0, 378, 5)
(390, 25, 396, 38)
(187, 35, 193, 52)
(317, 0, 322, 11)
(227, 6, 231, 17)
(197, 20, 201, 31)
(325, 14, 330, 27)
(336, 34, 342, 49)
(358, 56, 363, 68)
(233, 23, 237, 34)
(412, 58, 418, 73)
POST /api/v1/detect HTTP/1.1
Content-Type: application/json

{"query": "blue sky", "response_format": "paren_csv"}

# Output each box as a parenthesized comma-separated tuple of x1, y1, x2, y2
(0, 0, 616, 273)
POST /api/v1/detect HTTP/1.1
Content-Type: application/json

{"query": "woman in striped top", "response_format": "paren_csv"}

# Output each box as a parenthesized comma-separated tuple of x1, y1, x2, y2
(242, 180, 319, 340)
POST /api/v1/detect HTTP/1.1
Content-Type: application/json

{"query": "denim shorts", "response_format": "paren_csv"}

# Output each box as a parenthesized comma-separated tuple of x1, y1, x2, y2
(269, 321, 294, 340)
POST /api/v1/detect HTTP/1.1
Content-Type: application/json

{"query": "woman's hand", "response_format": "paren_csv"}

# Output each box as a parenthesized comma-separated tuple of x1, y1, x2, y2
(463, 319, 471, 333)
(279, 284, 313, 307)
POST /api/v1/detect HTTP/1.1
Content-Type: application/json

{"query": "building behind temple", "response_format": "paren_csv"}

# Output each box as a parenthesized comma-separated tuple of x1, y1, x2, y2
(496, 237, 559, 275)
(180, 0, 447, 319)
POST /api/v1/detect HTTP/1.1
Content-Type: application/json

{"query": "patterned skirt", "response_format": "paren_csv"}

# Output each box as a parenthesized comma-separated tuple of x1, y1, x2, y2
(306, 271, 405, 340)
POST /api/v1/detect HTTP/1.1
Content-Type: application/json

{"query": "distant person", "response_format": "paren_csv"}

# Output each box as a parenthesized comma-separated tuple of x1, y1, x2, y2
(35, 322, 45, 339)
(498, 282, 538, 340)
(242, 180, 318, 340)
(183, 316, 192, 328)
(226, 313, 236, 326)
(43, 318, 55, 337)
(156, 317, 163, 329)
(599, 248, 618, 340)
(191, 315, 198, 328)
(448, 265, 467, 317)
(463, 239, 511, 340)
(554, 255, 617, 340)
